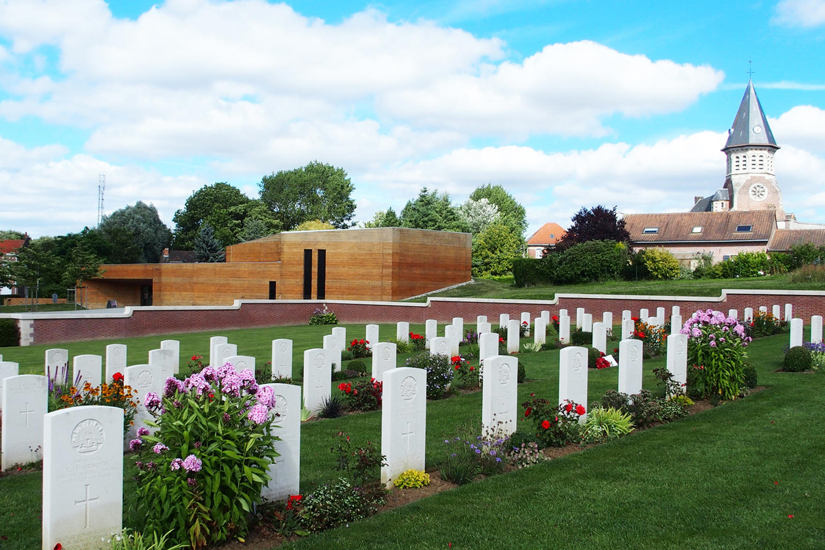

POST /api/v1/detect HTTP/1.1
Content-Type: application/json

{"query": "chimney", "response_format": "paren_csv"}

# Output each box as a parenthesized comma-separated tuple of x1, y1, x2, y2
(163, 248, 169, 258)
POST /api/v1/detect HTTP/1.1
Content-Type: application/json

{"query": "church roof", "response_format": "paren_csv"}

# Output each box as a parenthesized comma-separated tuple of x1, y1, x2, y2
(625, 210, 776, 244)
(768, 229, 825, 252)
(690, 189, 729, 212)
(724, 80, 778, 150)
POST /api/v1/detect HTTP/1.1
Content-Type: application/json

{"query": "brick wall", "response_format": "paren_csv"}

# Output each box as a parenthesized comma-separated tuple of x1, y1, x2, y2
(3, 289, 823, 346)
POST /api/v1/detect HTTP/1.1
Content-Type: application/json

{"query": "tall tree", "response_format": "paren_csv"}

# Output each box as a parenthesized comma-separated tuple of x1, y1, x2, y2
(472, 221, 522, 277)
(99, 201, 172, 263)
(172, 183, 257, 249)
(552, 205, 630, 253)
(259, 161, 356, 231)
(362, 208, 400, 228)
(458, 198, 500, 235)
(0, 230, 26, 240)
(194, 223, 225, 263)
(469, 184, 528, 238)
(400, 188, 469, 232)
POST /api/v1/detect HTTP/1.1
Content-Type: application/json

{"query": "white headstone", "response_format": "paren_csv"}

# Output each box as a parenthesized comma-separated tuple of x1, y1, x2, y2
(790, 318, 804, 348)
(618, 339, 643, 396)
(381, 367, 426, 487)
(42, 406, 123, 550)
(452, 317, 464, 337)
(534, 318, 547, 346)
(214, 343, 238, 367)
(124, 363, 162, 443)
(744, 307, 754, 321)
(430, 337, 451, 358)
(670, 314, 683, 335)
(559, 347, 589, 421)
(759, 306, 768, 313)
(160, 340, 180, 374)
(582, 313, 593, 333)
(811, 315, 823, 345)
(728, 309, 738, 322)
(559, 315, 571, 344)
(45, 348, 69, 377)
(622, 319, 634, 341)
(602, 311, 613, 332)
(476, 315, 487, 327)
(365, 324, 379, 349)
(559, 309, 568, 318)
(209, 336, 228, 367)
(656, 307, 666, 322)
(479, 332, 500, 362)
(672, 306, 680, 316)
(540, 310, 551, 324)
(0, 361, 20, 413)
(323, 335, 342, 373)
(261, 383, 301, 502)
(592, 322, 607, 354)
(73, 355, 102, 389)
(332, 327, 347, 352)
(425, 319, 437, 349)
(576, 308, 584, 330)
(772, 305, 781, 319)
(499, 313, 509, 330)
(444, 325, 460, 356)
(481, 356, 518, 437)
(784, 303, 793, 322)
(507, 319, 520, 353)
(225, 355, 256, 375)
(105, 344, 127, 383)
(477, 321, 492, 334)
(520, 312, 530, 327)
(639, 308, 649, 323)
(148, 348, 175, 382)
(371, 342, 397, 382)
(396, 322, 410, 343)
(622, 309, 631, 321)
(303, 349, 331, 415)
(1, 374, 47, 470)
(667, 334, 688, 391)
(271, 339, 293, 380)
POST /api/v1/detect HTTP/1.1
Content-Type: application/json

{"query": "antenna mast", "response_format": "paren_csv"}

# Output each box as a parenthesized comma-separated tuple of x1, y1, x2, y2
(97, 174, 105, 227)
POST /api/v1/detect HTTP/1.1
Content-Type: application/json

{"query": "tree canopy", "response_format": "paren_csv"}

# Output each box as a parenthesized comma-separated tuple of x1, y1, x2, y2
(99, 201, 172, 263)
(472, 221, 522, 277)
(458, 198, 500, 235)
(400, 188, 469, 232)
(259, 161, 356, 231)
(194, 223, 225, 263)
(552, 205, 631, 253)
(363, 208, 400, 228)
(469, 184, 527, 238)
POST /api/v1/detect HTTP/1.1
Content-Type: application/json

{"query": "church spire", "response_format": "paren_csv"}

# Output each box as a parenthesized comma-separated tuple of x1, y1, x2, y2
(723, 80, 779, 151)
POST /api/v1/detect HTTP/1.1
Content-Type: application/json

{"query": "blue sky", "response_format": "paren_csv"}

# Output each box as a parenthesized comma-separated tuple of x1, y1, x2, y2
(1, 0, 824, 239)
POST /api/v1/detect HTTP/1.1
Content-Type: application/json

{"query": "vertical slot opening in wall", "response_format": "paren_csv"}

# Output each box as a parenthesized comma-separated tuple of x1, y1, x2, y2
(303, 249, 312, 300)
(317, 249, 326, 300)
(269, 281, 277, 300)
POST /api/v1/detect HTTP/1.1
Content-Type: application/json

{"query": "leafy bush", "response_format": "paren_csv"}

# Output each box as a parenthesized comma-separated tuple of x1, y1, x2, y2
(783, 346, 813, 372)
(669, 394, 695, 407)
(684, 309, 750, 400)
(803, 342, 825, 371)
(553, 240, 629, 285)
(506, 441, 546, 469)
(56, 376, 138, 434)
(633, 319, 666, 357)
(521, 396, 584, 448)
(405, 352, 454, 399)
(789, 264, 825, 283)
(507, 429, 538, 450)
(331, 370, 350, 381)
(512, 257, 556, 287)
(788, 242, 825, 270)
(570, 329, 590, 345)
(409, 332, 426, 351)
(742, 361, 758, 387)
(517, 361, 526, 383)
(585, 346, 603, 369)
(133, 365, 278, 548)
(348, 359, 367, 374)
(338, 378, 383, 411)
(472, 221, 523, 277)
(393, 469, 430, 489)
(331, 431, 386, 488)
(658, 400, 688, 422)
(691, 251, 715, 278)
(318, 395, 346, 418)
(642, 248, 680, 280)
(450, 355, 479, 388)
(308, 307, 338, 325)
(439, 425, 508, 484)
(581, 407, 634, 442)
(299, 478, 378, 532)
(108, 529, 186, 550)
(0, 318, 19, 347)
(746, 310, 784, 338)
(347, 339, 370, 359)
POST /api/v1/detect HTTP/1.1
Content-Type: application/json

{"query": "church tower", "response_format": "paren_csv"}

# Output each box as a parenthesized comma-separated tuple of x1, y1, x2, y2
(722, 80, 783, 219)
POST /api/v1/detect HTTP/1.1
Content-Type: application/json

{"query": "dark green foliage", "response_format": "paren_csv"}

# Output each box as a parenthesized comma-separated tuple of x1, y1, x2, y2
(512, 258, 555, 287)
(99, 201, 172, 263)
(331, 370, 350, 381)
(363, 208, 399, 228)
(468, 184, 528, 238)
(507, 429, 538, 450)
(742, 361, 758, 388)
(788, 242, 825, 270)
(599, 390, 630, 411)
(658, 400, 688, 422)
(399, 187, 469, 232)
(0, 319, 20, 347)
(472, 221, 522, 277)
(259, 161, 356, 231)
(783, 346, 812, 372)
(347, 359, 367, 374)
(570, 329, 590, 346)
(318, 395, 345, 418)
(586, 346, 602, 369)
(517, 361, 526, 383)
(308, 307, 338, 325)
(553, 240, 629, 285)
(299, 478, 378, 532)
(194, 222, 225, 262)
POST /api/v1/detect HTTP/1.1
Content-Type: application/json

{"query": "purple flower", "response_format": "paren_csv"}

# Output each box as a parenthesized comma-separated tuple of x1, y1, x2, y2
(720, 337, 725, 343)
(164, 377, 184, 398)
(709, 341, 717, 347)
(144, 392, 161, 410)
(182, 454, 202, 472)
(692, 328, 702, 338)
(187, 478, 198, 487)
(256, 386, 276, 409)
(193, 441, 202, 449)
(129, 439, 143, 451)
(170, 458, 183, 471)
(184, 373, 211, 396)
(146, 461, 156, 470)
(137, 427, 150, 437)
(201, 366, 216, 381)
(152, 443, 169, 454)
(247, 404, 268, 424)
(222, 413, 231, 423)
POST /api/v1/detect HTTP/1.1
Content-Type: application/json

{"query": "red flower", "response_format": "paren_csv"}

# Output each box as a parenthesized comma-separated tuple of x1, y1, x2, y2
(112, 372, 124, 383)
(498, 337, 504, 343)
(286, 494, 302, 510)
(191, 355, 201, 361)
(525, 407, 532, 417)
(565, 403, 573, 413)
(54, 545, 63, 550)
(541, 420, 551, 429)
(454, 365, 460, 370)
(451, 356, 461, 363)
(613, 348, 619, 354)
(359, 339, 365, 345)
(469, 366, 474, 371)
(575, 404, 586, 416)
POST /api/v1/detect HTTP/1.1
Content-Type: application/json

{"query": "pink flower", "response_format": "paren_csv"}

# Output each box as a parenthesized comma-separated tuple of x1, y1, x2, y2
(247, 404, 268, 425)
(152, 442, 169, 454)
(182, 454, 202, 472)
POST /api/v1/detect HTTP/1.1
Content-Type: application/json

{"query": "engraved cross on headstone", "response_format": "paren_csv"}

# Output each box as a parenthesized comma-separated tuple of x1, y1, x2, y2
(271, 455, 285, 485)
(495, 398, 510, 428)
(75, 484, 100, 529)
(401, 421, 415, 454)
(20, 402, 35, 428)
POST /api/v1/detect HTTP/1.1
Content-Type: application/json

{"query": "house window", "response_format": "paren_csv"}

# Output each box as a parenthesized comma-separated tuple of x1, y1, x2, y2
(691, 226, 703, 233)
(549, 234, 554, 239)
(735, 225, 752, 233)
(723, 255, 730, 261)
(643, 227, 659, 234)
(535, 249, 543, 259)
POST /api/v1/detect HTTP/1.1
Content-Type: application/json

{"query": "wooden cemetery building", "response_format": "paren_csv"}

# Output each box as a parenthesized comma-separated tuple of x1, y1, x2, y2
(83, 228, 471, 308)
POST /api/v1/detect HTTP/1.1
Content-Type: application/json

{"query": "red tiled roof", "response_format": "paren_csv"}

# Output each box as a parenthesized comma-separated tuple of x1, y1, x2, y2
(768, 229, 825, 251)
(0, 239, 26, 255)
(527, 223, 566, 246)
(624, 211, 776, 243)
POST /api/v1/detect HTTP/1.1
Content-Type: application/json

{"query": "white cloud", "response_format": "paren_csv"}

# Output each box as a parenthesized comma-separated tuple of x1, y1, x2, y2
(770, 105, 825, 155)
(773, 0, 825, 27)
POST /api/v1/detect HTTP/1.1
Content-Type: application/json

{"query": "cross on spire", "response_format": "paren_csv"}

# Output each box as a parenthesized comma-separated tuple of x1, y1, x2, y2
(747, 59, 755, 80)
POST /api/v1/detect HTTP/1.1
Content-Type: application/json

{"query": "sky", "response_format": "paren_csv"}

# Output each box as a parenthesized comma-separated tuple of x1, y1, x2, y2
(1, 0, 824, 240)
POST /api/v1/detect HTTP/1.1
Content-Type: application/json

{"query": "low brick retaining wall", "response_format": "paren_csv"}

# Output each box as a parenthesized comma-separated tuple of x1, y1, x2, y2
(1, 289, 823, 346)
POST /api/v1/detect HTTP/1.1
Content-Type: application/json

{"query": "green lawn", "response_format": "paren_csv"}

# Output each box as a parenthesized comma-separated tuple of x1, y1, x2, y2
(1, 325, 823, 549)
(407, 274, 825, 301)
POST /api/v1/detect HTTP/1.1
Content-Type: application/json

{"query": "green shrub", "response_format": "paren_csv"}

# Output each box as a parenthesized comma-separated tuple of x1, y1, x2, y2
(348, 359, 367, 374)
(658, 400, 688, 422)
(783, 346, 812, 372)
(582, 407, 634, 442)
(318, 395, 345, 418)
(642, 248, 680, 280)
(788, 242, 825, 269)
(337, 378, 382, 412)
(747, 310, 783, 338)
(300, 478, 378, 532)
(570, 329, 590, 345)
(507, 429, 538, 450)
(599, 390, 630, 411)
(517, 361, 526, 383)
(512, 257, 556, 287)
(789, 264, 825, 283)
(685, 309, 748, 400)
(0, 318, 19, 347)
(521, 396, 584, 448)
(691, 252, 715, 279)
(742, 361, 758, 388)
(553, 240, 628, 285)
(393, 469, 430, 489)
(308, 307, 338, 325)
(404, 352, 453, 399)
(586, 346, 602, 369)
(331, 370, 350, 381)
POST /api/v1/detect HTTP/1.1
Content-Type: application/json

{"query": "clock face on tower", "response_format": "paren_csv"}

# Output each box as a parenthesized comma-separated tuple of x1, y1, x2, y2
(753, 125, 763, 134)
(749, 183, 768, 202)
